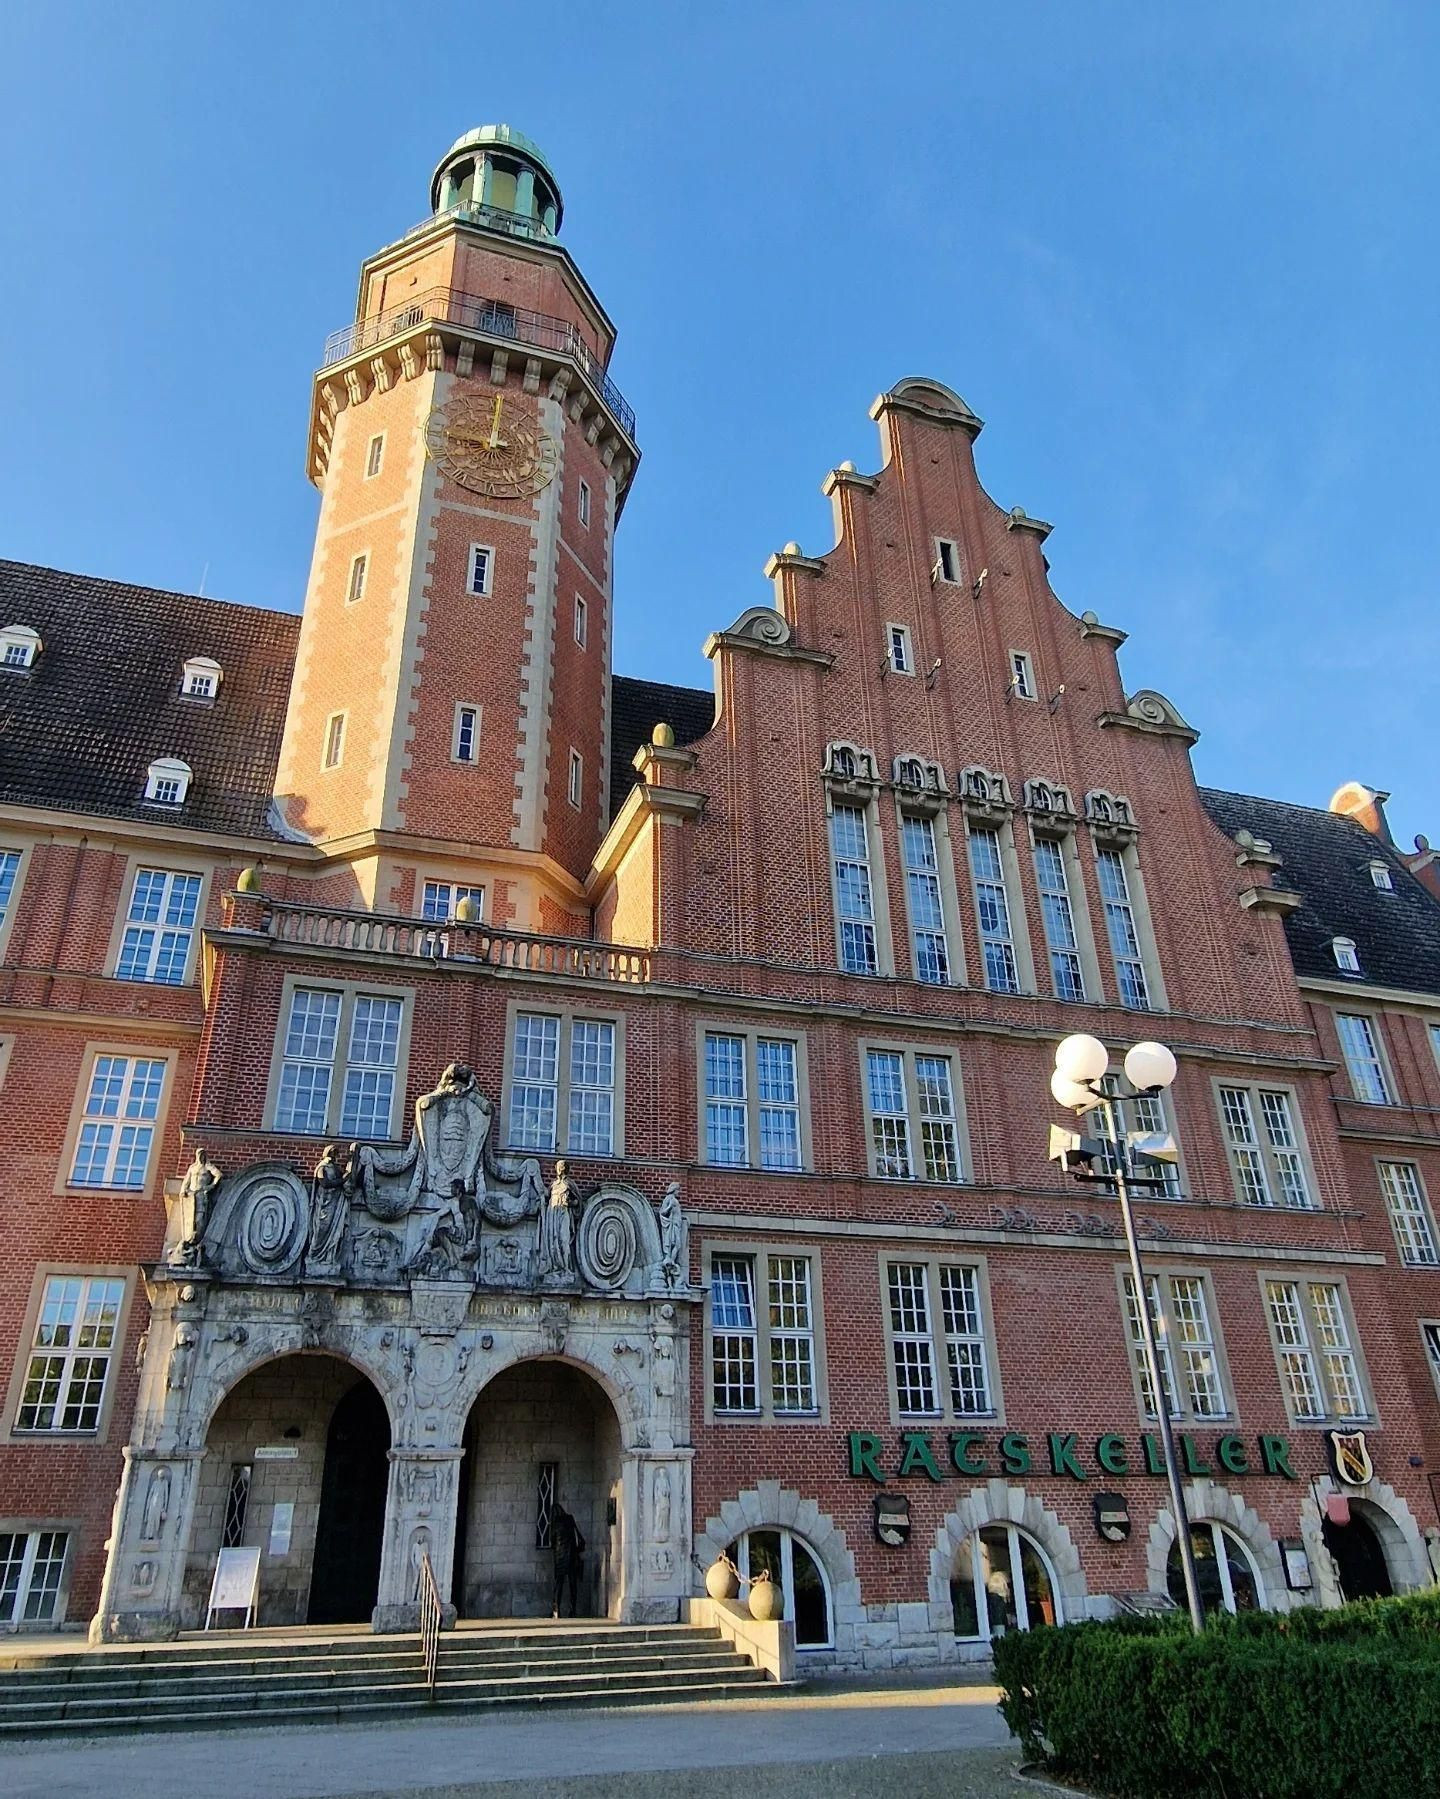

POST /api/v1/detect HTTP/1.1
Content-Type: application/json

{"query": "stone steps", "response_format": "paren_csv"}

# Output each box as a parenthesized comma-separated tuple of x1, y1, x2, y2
(0, 1625, 774, 1738)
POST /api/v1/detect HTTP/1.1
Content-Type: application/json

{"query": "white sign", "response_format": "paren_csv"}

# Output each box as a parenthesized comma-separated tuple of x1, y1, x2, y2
(268, 1502, 294, 1557)
(205, 1546, 261, 1629)
(254, 1445, 299, 1461)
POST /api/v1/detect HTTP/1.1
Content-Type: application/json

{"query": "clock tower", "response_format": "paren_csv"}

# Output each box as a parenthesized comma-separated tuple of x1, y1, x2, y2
(274, 126, 637, 929)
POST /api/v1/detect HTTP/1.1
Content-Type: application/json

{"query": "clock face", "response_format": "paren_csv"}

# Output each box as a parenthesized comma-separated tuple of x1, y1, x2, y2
(423, 392, 558, 498)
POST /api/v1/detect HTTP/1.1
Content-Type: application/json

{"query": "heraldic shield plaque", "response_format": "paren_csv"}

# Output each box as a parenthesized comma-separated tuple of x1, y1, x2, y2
(874, 1493, 911, 1546)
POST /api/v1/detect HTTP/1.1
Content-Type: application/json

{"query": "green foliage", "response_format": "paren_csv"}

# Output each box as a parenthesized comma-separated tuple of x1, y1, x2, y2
(993, 1592, 1440, 1798)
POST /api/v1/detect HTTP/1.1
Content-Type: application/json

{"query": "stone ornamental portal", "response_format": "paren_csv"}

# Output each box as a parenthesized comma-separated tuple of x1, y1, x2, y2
(91, 1065, 698, 1642)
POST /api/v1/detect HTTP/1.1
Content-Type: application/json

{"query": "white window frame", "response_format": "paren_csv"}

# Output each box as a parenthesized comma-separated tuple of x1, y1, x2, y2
(703, 1244, 826, 1422)
(574, 594, 587, 648)
(1379, 1160, 1439, 1267)
(830, 799, 882, 976)
(68, 1055, 168, 1190)
(1215, 1081, 1317, 1209)
(115, 867, 204, 986)
(1262, 1275, 1372, 1424)
(268, 981, 411, 1139)
(419, 880, 484, 924)
(967, 822, 1022, 994)
(881, 1254, 999, 1427)
(1009, 650, 1036, 700)
(12, 1273, 127, 1435)
(1335, 1012, 1394, 1105)
(452, 703, 481, 765)
(0, 625, 41, 670)
(180, 655, 221, 700)
(144, 757, 192, 805)
(700, 1027, 807, 1170)
(504, 1006, 623, 1157)
(578, 479, 591, 527)
(0, 845, 26, 944)
(0, 1528, 71, 1625)
(1332, 937, 1361, 974)
(951, 1523, 1061, 1642)
(346, 552, 368, 604)
(322, 713, 346, 770)
(1096, 844, 1152, 1009)
(1170, 1520, 1265, 1618)
(1034, 835, 1085, 1001)
(364, 433, 385, 479)
(567, 749, 583, 809)
(1369, 861, 1394, 891)
(886, 623, 913, 675)
(467, 543, 494, 597)
(899, 811, 953, 986)
(1117, 1267, 1231, 1424)
(725, 1527, 834, 1649)
(862, 1044, 968, 1183)
(1421, 1321, 1440, 1401)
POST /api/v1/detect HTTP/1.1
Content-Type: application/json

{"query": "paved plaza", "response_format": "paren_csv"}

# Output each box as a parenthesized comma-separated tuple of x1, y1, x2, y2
(1, 1676, 1025, 1799)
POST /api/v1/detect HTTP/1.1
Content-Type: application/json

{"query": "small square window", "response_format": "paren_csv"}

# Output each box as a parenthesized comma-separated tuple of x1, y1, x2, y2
(364, 434, 384, 479)
(567, 749, 583, 809)
(323, 713, 345, 770)
(453, 704, 481, 765)
(934, 540, 958, 584)
(468, 545, 493, 597)
(346, 554, 367, 604)
(578, 480, 592, 528)
(887, 625, 913, 675)
(1369, 863, 1394, 892)
(1332, 938, 1361, 974)
(574, 595, 587, 648)
(1010, 652, 1035, 700)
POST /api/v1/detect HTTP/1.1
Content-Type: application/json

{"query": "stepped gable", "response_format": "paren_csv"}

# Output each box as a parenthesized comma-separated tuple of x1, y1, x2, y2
(1202, 786, 1440, 997)
(608, 672, 714, 817)
(0, 559, 299, 838)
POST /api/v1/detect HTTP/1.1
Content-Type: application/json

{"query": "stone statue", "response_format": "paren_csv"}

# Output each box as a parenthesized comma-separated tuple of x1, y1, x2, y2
(657, 1182, 687, 1288)
(652, 1468, 672, 1543)
(176, 1148, 222, 1265)
(536, 1160, 581, 1285)
(140, 1465, 171, 1543)
(166, 1324, 198, 1392)
(306, 1144, 350, 1268)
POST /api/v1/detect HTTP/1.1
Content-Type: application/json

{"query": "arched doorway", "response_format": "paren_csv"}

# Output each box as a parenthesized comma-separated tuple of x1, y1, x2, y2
(456, 1361, 623, 1620)
(1167, 1522, 1264, 1618)
(1323, 1505, 1394, 1602)
(185, 1355, 389, 1630)
(725, 1528, 832, 1650)
(950, 1522, 1061, 1643)
(309, 1379, 390, 1624)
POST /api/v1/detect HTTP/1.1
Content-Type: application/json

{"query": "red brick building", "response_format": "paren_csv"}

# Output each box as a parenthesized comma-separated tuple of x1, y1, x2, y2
(2, 126, 1438, 1663)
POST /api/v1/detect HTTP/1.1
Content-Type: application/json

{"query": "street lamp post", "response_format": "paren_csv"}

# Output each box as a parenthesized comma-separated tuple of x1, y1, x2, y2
(1050, 1032, 1206, 1636)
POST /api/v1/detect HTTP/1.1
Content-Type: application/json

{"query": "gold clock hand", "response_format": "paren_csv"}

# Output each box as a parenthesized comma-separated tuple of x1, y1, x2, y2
(487, 395, 504, 450)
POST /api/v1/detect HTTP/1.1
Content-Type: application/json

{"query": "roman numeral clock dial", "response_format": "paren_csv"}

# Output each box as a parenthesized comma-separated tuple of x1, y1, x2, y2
(423, 392, 559, 498)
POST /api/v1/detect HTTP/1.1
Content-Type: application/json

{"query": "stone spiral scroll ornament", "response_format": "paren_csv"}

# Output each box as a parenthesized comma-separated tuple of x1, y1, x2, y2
(576, 1194, 641, 1292)
(221, 1165, 310, 1278)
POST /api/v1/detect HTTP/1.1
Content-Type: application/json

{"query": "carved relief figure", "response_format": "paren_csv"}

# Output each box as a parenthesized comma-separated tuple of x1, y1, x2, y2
(166, 1324, 198, 1391)
(652, 1468, 672, 1543)
(176, 1147, 222, 1265)
(657, 1182, 687, 1288)
(140, 1464, 171, 1543)
(306, 1144, 350, 1267)
(536, 1160, 581, 1285)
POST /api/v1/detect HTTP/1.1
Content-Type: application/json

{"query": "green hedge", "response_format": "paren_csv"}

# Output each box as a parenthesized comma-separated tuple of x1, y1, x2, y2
(994, 1594, 1440, 1798)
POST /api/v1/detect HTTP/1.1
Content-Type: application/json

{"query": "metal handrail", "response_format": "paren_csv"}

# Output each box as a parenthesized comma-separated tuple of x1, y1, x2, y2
(321, 284, 635, 440)
(418, 1550, 442, 1699)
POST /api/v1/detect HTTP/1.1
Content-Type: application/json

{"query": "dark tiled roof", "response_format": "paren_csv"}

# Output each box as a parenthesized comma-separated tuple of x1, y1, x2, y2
(609, 673, 714, 819)
(1201, 787, 1440, 998)
(0, 560, 299, 839)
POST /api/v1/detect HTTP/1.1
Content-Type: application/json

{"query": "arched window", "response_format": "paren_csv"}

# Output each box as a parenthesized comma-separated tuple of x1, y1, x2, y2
(829, 746, 856, 780)
(897, 757, 925, 790)
(1167, 1521, 1263, 1617)
(726, 1528, 832, 1649)
(144, 757, 193, 806)
(951, 1523, 1059, 1641)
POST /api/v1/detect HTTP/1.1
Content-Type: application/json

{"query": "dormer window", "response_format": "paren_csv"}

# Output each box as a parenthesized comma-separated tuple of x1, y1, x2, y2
(180, 656, 222, 701)
(0, 625, 41, 671)
(1333, 937, 1361, 975)
(144, 758, 192, 806)
(897, 758, 925, 791)
(1369, 862, 1394, 892)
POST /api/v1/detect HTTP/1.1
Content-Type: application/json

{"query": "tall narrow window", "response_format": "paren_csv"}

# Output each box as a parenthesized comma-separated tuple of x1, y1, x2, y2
(887, 1262, 938, 1415)
(1217, 1085, 1314, 1209)
(567, 749, 583, 808)
(901, 814, 950, 985)
(1010, 651, 1035, 699)
(468, 545, 493, 596)
(768, 1257, 817, 1413)
(831, 804, 878, 975)
(703, 1032, 801, 1169)
(578, 480, 591, 527)
(935, 540, 958, 583)
(70, 1056, 165, 1189)
(865, 1048, 963, 1183)
(1422, 1322, 1440, 1398)
(1336, 1014, 1393, 1104)
(1121, 1273, 1227, 1422)
(939, 1265, 993, 1415)
(346, 554, 367, 604)
(708, 1251, 821, 1421)
(507, 1012, 617, 1155)
(0, 848, 20, 929)
(1265, 1280, 1367, 1421)
(364, 434, 384, 479)
(323, 713, 345, 770)
(885, 1260, 994, 1420)
(887, 624, 913, 674)
(968, 827, 1019, 993)
(116, 869, 203, 985)
(452, 704, 481, 764)
(1034, 839, 1084, 1000)
(574, 594, 587, 648)
(15, 1274, 125, 1433)
(1096, 848, 1150, 1008)
(535, 1462, 558, 1549)
(274, 987, 404, 1137)
(0, 1531, 69, 1625)
(222, 1465, 252, 1549)
(711, 1257, 759, 1413)
(1379, 1161, 1439, 1266)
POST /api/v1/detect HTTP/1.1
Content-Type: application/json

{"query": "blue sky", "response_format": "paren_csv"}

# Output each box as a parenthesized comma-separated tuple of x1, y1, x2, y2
(1, 2, 1435, 843)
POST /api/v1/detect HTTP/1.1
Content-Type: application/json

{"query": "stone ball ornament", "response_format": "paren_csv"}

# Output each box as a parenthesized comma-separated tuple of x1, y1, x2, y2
(235, 865, 262, 894)
(705, 1558, 740, 1602)
(747, 1570, 784, 1623)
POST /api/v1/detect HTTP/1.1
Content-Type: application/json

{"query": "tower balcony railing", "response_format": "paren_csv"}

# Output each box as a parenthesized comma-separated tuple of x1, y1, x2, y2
(251, 896, 651, 985)
(321, 285, 635, 441)
(400, 197, 556, 246)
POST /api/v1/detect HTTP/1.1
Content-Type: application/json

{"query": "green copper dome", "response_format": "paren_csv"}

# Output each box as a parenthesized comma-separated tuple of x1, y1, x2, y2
(429, 125, 563, 232)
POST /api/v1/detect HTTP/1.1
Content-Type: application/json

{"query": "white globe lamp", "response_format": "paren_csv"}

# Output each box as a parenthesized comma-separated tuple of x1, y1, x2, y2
(1054, 1033, 1109, 1085)
(1124, 1041, 1177, 1092)
(1050, 1069, 1097, 1113)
